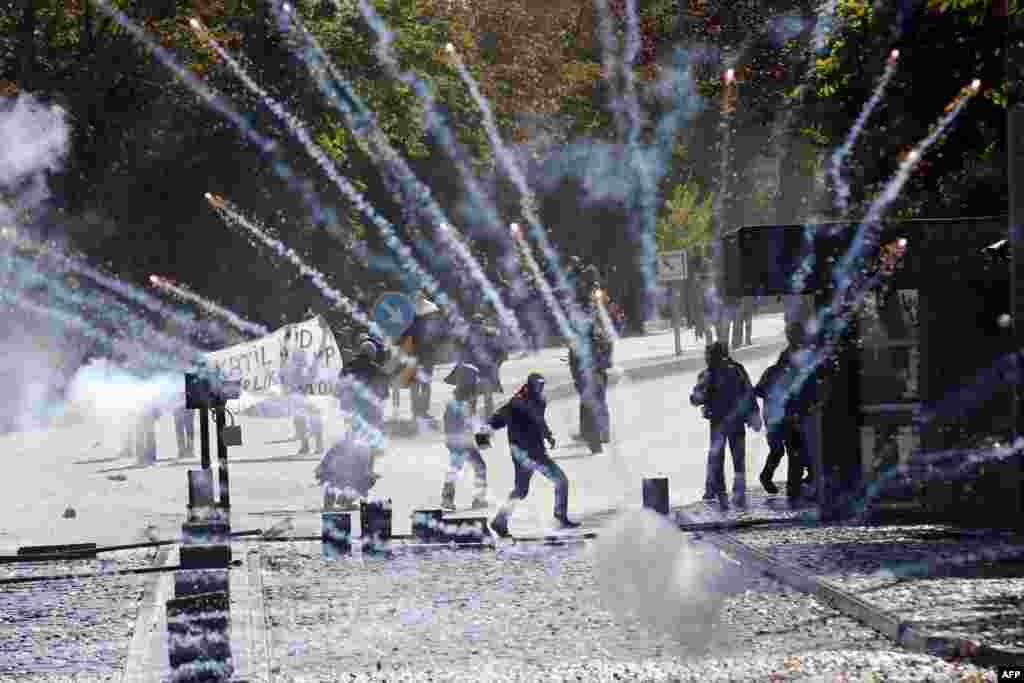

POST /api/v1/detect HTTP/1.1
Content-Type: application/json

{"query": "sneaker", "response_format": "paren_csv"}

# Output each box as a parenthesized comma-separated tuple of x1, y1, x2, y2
(554, 516, 580, 530)
(732, 495, 747, 509)
(759, 472, 779, 495)
(470, 498, 489, 510)
(490, 515, 510, 538)
(297, 444, 310, 456)
(717, 493, 730, 511)
(440, 499, 456, 512)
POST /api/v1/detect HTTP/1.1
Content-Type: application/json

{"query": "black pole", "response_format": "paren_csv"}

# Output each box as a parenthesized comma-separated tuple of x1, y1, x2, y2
(215, 406, 230, 509)
(199, 406, 211, 471)
(1007, 3, 1024, 526)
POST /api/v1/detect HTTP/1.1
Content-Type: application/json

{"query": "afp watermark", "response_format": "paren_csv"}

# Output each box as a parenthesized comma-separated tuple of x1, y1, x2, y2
(999, 667, 1024, 680)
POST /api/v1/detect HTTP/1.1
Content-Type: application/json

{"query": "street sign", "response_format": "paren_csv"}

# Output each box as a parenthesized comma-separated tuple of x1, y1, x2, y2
(656, 250, 688, 282)
(373, 292, 416, 338)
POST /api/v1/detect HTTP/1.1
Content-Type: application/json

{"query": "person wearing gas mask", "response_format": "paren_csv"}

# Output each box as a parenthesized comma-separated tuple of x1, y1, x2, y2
(479, 373, 579, 537)
(690, 341, 762, 509)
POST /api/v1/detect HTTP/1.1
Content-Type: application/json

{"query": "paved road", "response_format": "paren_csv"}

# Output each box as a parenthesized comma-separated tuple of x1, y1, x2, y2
(0, 316, 786, 549)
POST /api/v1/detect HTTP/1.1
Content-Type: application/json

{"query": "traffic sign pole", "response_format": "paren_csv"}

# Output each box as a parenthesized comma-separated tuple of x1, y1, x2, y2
(657, 250, 688, 355)
(671, 282, 682, 356)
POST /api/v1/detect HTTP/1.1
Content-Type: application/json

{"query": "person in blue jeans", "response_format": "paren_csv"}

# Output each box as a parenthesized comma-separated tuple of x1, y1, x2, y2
(441, 363, 488, 511)
(690, 342, 762, 509)
(482, 373, 579, 537)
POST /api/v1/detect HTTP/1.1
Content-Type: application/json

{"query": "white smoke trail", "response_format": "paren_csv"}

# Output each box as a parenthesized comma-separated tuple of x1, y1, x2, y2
(828, 50, 901, 218)
(592, 0, 625, 136)
(93, 0, 275, 155)
(621, 0, 642, 147)
(205, 194, 382, 340)
(813, 0, 839, 53)
(786, 80, 984, 442)
(833, 79, 982, 290)
(259, 6, 524, 346)
(190, 19, 458, 360)
(149, 274, 267, 338)
(446, 49, 578, 345)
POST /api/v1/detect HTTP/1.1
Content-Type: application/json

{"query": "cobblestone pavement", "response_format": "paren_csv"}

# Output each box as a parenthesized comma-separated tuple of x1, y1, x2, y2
(0, 549, 159, 680)
(258, 537, 993, 682)
(677, 490, 1024, 650)
(728, 523, 1024, 651)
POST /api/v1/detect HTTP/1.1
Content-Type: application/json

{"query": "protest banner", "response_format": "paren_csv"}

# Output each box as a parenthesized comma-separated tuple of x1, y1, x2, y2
(203, 316, 342, 415)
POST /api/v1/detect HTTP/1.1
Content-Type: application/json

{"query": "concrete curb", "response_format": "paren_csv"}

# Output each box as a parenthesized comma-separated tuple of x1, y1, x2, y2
(122, 547, 175, 683)
(676, 511, 1024, 669)
(230, 547, 271, 683)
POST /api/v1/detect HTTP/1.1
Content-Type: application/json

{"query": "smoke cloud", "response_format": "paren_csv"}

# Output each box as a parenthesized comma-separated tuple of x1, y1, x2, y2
(590, 509, 740, 651)
(0, 94, 68, 225)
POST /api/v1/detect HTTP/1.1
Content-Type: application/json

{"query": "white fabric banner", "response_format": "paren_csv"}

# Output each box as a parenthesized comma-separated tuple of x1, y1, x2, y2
(203, 316, 343, 414)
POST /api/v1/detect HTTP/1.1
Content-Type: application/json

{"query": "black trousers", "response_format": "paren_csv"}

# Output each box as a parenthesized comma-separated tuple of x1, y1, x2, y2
(507, 445, 570, 519)
(762, 420, 809, 498)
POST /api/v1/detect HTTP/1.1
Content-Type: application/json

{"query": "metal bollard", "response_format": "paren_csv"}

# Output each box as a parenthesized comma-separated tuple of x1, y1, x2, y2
(360, 499, 392, 553)
(321, 512, 352, 558)
(167, 590, 233, 682)
(411, 509, 444, 543)
(642, 477, 670, 515)
(186, 470, 215, 522)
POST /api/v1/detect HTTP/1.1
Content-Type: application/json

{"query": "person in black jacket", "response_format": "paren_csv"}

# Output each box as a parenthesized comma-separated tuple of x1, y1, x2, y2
(755, 346, 803, 497)
(482, 373, 579, 537)
(690, 341, 762, 509)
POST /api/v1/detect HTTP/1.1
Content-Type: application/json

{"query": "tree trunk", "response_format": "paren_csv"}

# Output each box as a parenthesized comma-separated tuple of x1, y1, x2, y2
(16, 0, 38, 91)
(80, 0, 94, 58)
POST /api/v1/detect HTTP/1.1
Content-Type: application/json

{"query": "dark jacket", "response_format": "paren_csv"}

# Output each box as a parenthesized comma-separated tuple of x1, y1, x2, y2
(783, 348, 818, 418)
(337, 354, 389, 427)
(460, 323, 507, 390)
(690, 358, 759, 429)
(755, 350, 793, 429)
(488, 389, 553, 456)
